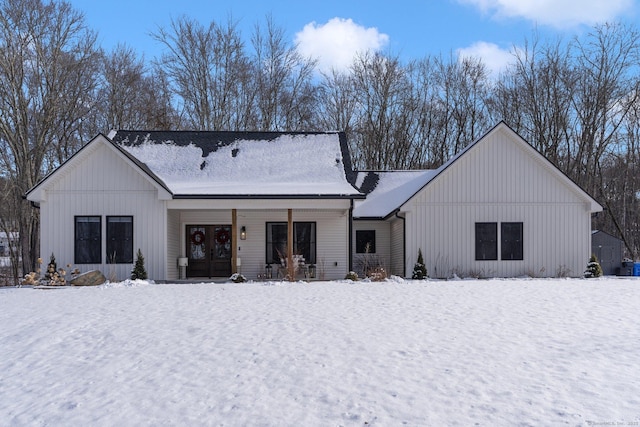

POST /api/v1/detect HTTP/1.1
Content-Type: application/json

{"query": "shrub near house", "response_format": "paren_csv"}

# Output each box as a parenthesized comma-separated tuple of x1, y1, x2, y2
(412, 249, 427, 280)
(584, 254, 603, 278)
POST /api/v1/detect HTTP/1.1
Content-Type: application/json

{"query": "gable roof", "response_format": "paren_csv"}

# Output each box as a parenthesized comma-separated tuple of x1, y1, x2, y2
(592, 229, 623, 241)
(353, 121, 602, 219)
(26, 133, 173, 202)
(109, 130, 363, 199)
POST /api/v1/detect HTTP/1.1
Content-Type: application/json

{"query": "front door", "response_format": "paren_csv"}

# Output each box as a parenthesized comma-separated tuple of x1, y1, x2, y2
(186, 225, 232, 278)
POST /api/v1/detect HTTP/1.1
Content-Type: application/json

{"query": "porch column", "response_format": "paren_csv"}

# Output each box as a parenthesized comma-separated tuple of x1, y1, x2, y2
(232, 209, 238, 274)
(287, 208, 294, 268)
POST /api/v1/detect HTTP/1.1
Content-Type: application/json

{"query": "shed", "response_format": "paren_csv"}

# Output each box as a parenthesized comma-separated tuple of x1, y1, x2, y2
(591, 230, 624, 275)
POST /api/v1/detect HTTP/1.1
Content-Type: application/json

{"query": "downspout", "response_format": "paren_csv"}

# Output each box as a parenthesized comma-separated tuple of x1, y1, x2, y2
(348, 199, 354, 273)
(395, 209, 406, 278)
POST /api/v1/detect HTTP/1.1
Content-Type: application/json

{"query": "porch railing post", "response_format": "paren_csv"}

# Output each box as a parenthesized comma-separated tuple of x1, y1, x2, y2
(287, 208, 293, 274)
(232, 209, 238, 274)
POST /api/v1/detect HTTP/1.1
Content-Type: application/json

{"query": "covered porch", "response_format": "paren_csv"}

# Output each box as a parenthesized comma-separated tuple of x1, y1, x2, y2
(165, 199, 353, 281)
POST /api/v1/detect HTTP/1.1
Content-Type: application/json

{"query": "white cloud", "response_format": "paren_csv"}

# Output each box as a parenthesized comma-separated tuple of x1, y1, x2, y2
(459, 0, 634, 28)
(295, 17, 389, 73)
(457, 41, 515, 78)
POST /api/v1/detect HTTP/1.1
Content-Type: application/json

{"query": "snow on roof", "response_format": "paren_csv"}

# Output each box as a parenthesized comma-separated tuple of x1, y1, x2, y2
(111, 131, 362, 197)
(353, 170, 437, 218)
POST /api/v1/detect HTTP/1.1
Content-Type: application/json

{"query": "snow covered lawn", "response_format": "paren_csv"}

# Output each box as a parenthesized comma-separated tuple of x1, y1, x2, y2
(1, 278, 639, 426)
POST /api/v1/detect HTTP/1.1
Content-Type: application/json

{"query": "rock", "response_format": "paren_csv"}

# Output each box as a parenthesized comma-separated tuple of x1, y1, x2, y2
(70, 270, 106, 286)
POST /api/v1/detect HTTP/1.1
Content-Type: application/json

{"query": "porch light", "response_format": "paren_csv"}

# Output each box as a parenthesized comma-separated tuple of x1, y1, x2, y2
(240, 226, 247, 240)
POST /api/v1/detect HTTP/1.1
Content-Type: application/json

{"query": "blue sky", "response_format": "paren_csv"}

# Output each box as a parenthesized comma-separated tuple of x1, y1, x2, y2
(69, 0, 638, 74)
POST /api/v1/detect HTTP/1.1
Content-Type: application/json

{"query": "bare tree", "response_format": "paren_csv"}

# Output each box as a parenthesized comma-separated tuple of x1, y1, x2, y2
(93, 45, 181, 132)
(404, 56, 449, 168)
(154, 17, 213, 129)
(100, 44, 147, 129)
(251, 16, 318, 131)
(318, 68, 358, 134)
(488, 35, 575, 167)
(0, 177, 20, 283)
(0, 0, 100, 279)
(153, 16, 252, 130)
(345, 51, 491, 171)
(594, 86, 640, 259)
(316, 68, 360, 164)
(433, 54, 490, 159)
(567, 23, 640, 194)
(349, 52, 414, 170)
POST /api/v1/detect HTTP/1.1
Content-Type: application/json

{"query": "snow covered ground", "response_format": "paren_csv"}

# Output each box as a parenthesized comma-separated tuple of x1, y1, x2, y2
(1, 277, 639, 426)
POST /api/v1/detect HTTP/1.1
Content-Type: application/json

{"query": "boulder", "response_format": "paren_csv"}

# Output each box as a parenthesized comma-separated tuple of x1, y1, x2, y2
(70, 270, 106, 286)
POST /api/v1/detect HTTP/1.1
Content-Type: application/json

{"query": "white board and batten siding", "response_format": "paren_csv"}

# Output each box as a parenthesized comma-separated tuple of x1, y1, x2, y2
(37, 138, 168, 281)
(169, 203, 351, 281)
(402, 126, 598, 278)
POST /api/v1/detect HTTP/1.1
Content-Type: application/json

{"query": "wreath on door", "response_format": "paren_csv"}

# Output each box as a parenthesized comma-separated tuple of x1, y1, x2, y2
(215, 228, 230, 244)
(191, 230, 205, 245)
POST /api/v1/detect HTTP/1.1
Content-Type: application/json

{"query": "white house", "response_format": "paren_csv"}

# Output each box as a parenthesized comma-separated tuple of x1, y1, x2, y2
(26, 131, 364, 281)
(26, 122, 602, 281)
(353, 122, 603, 278)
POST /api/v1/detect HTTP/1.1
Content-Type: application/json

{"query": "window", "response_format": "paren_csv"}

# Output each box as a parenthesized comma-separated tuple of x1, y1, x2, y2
(266, 222, 316, 264)
(475, 222, 524, 261)
(107, 216, 133, 263)
(356, 230, 376, 253)
(475, 222, 497, 261)
(75, 216, 101, 264)
(266, 223, 287, 264)
(501, 222, 523, 260)
(294, 222, 316, 264)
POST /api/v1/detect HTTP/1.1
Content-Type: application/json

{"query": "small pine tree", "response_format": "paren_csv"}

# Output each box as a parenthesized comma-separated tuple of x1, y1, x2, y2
(584, 254, 603, 278)
(131, 249, 148, 280)
(412, 248, 428, 279)
(45, 253, 57, 281)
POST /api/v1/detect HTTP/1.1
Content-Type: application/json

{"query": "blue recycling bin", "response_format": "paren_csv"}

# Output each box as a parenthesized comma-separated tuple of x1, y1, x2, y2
(634, 262, 640, 276)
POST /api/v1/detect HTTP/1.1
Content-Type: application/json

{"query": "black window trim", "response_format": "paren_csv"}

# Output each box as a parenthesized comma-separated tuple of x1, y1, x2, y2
(501, 222, 524, 261)
(106, 215, 134, 264)
(265, 221, 317, 264)
(74, 215, 102, 264)
(475, 222, 498, 261)
(475, 221, 524, 262)
(356, 229, 376, 254)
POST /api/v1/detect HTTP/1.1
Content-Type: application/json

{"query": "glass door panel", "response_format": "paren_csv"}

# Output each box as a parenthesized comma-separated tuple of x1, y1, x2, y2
(186, 225, 232, 278)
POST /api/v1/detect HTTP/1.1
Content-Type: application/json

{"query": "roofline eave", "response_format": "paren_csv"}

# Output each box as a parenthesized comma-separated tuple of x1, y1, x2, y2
(171, 193, 366, 200)
(353, 210, 401, 222)
(353, 216, 387, 221)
